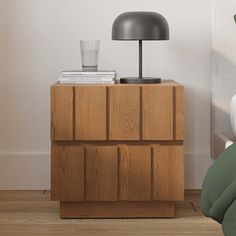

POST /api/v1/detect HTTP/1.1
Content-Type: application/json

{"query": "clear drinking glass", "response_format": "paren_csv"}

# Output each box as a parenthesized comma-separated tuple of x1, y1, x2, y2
(80, 40, 100, 71)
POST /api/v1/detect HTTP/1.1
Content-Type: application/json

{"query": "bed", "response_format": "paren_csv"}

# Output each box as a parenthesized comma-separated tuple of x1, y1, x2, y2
(201, 143, 236, 235)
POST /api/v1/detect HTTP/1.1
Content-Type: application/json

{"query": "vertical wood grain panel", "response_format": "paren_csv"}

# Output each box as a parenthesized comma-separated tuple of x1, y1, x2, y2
(174, 86, 184, 140)
(153, 145, 184, 201)
(109, 86, 140, 140)
(51, 146, 84, 201)
(75, 86, 107, 140)
(51, 86, 73, 140)
(142, 86, 173, 140)
(119, 145, 151, 201)
(86, 146, 118, 201)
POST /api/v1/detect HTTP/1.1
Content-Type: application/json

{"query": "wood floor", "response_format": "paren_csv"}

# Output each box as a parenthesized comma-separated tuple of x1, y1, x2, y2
(0, 190, 223, 236)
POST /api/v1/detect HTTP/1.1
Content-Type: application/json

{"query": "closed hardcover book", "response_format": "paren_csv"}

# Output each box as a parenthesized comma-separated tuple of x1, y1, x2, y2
(61, 70, 116, 76)
(59, 77, 115, 82)
(58, 77, 115, 84)
(59, 75, 115, 79)
(59, 70, 117, 84)
(59, 80, 115, 85)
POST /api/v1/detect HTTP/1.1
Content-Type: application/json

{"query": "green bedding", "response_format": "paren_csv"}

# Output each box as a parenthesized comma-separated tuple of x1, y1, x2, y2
(201, 143, 236, 236)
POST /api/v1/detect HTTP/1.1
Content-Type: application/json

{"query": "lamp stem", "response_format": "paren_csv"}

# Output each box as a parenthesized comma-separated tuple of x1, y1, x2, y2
(139, 40, 142, 79)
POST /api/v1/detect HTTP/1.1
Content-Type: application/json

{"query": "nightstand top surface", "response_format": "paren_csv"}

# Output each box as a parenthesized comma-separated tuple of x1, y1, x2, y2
(52, 80, 183, 87)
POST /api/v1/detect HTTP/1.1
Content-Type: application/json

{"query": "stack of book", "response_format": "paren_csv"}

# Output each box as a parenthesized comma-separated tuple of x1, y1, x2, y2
(58, 71, 116, 84)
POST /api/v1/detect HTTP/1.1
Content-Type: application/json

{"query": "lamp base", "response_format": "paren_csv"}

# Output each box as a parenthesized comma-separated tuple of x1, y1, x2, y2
(120, 77, 161, 84)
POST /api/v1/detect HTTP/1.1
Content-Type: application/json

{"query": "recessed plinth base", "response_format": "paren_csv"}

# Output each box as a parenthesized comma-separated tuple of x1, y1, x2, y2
(60, 201, 176, 219)
(120, 77, 161, 84)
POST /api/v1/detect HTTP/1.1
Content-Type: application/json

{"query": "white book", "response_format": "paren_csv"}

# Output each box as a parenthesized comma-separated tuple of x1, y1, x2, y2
(59, 78, 114, 83)
(58, 76, 116, 84)
(59, 80, 115, 85)
(59, 75, 115, 80)
(61, 70, 116, 76)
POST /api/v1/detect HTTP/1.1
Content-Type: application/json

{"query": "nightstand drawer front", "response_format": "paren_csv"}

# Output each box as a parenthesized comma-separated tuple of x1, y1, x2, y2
(142, 86, 174, 140)
(119, 145, 151, 201)
(109, 86, 140, 140)
(75, 86, 107, 140)
(85, 146, 118, 201)
(153, 145, 184, 201)
(51, 144, 184, 202)
(51, 86, 74, 140)
(51, 85, 184, 142)
(51, 146, 84, 201)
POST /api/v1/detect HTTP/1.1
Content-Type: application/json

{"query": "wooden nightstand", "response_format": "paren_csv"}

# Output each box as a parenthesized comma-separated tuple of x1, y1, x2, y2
(51, 80, 184, 218)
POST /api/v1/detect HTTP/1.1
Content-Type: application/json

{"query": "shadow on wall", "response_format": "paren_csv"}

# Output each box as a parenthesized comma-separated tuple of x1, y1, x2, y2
(211, 50, 236, 158)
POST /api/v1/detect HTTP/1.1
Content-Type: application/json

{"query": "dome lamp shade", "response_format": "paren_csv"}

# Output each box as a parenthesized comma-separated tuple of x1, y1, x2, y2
(112, 12, 170, 83)
(112, 11, 169, 40)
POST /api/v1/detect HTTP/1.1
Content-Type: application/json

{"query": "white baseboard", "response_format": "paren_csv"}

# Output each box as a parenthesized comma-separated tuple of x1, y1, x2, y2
(0, 152, 213, 190)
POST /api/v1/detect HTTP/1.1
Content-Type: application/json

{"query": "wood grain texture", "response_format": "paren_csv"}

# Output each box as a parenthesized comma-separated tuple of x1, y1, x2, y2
(109, 86, 140, 140)
(51, 86, 73, 140)
(50, 82, 185, 219)
(153, 145, 184, 201)
(174, 86, 184, 140)
(53, 80, 181, 87)
(119, 145, 151, 201)
(51, 146, 84, 201)
(86, 146, 118, 201)
(142, 86, 174, 140)
(60, 201, 175, 218)
(0, 190, 223, 235)
(52, 140, 184, 146)
(75, 86, 107, 140)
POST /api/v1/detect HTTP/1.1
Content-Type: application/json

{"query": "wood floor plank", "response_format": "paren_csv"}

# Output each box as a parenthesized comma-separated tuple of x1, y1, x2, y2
(0, 190, 223, 236)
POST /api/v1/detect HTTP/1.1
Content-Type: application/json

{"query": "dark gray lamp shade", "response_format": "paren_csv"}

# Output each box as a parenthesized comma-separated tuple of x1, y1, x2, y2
(112, 12, 169, 40)
(112, 12, 170, 84)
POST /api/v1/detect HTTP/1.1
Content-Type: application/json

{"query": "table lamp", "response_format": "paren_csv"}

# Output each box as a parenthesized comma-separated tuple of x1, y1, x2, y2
(112, 12, 169, 84)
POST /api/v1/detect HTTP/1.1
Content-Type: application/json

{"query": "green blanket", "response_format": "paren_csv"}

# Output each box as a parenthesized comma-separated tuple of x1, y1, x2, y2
(201, 143, 236, 236)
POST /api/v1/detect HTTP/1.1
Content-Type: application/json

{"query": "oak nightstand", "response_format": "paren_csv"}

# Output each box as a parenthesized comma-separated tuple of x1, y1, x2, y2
(51, 80, 184, 218)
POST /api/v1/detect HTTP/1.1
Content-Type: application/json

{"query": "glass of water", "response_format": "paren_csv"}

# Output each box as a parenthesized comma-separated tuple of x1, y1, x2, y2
(80, 40, 100, 71)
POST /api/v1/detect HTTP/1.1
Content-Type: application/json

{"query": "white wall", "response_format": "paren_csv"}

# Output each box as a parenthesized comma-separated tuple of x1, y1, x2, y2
(0, 0, 213, 189)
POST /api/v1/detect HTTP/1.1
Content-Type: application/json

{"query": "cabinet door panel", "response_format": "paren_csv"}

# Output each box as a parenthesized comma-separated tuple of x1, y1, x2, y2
(51, 146, 84, 201)
(153, 145, 184, 201)
(109, 86, 140, 140)
(75, 86, 107, 140)
(51, 86, 73, 140)
(142, 86, 174, 140)
(119, 146, 151, 201)
(86, 146, 118, 201)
